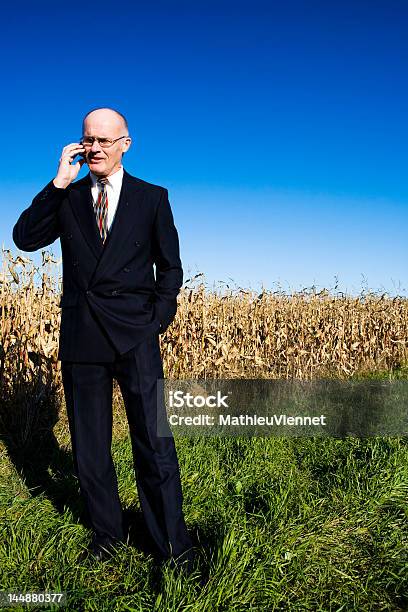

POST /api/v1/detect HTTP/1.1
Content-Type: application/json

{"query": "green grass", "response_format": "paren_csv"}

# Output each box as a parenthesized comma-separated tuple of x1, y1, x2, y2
(1, 428, 407, 611)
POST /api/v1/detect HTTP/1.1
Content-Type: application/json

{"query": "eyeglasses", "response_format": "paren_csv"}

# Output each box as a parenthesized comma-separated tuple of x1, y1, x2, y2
(80, 135, 129, 149)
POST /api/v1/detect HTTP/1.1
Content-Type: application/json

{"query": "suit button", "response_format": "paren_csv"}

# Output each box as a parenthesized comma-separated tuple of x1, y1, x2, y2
(123, 267, 131, 273)
(111, 290, 118, 296)
(134, 240, 140, 246)
(67, 233, 73, 240)
(72, 260, 79, 267)
(86, 290, 93, 296)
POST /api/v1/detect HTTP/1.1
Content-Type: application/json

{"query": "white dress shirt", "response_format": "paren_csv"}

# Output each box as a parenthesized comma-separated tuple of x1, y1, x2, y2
(90, 166, 124, 232)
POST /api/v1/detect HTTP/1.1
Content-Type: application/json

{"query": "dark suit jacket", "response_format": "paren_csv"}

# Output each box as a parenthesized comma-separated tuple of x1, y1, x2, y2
(12, 169, 183, 362)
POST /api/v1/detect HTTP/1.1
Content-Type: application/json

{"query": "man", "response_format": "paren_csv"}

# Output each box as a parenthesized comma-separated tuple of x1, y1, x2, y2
(12, 107, 195, 573)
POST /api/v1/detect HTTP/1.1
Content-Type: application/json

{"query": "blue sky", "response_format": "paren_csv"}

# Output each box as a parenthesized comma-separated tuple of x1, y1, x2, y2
(2, 0, 407, 295)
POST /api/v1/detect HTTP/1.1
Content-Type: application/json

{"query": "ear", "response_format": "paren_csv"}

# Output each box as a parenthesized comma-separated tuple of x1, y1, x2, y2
(122, 137, 132, 154)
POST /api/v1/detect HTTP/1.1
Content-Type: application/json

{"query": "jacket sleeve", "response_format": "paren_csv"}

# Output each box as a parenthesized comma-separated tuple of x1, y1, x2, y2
(12, 180, 66, 252)
(152, 188, 183, 333)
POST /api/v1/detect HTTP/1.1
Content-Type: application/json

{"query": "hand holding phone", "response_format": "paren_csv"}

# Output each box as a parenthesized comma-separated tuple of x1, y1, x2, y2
(53, 142, 86, 189)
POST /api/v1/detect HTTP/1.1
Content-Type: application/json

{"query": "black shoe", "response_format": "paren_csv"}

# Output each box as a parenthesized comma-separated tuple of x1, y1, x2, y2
(80, 534, 124, 563)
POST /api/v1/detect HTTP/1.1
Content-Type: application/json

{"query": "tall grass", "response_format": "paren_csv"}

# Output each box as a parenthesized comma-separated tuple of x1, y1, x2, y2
(1, 435, 407, 610)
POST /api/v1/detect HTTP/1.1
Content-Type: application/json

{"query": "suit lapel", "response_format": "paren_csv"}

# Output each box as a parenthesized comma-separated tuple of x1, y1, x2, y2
(68, 169, 147, 282)
(69, 174, 102, 260)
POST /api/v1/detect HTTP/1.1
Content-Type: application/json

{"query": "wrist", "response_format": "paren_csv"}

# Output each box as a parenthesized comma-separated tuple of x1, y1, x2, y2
(52, 177, 69, 189)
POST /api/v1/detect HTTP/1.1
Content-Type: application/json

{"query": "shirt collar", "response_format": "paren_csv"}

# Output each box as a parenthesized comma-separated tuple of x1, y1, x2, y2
(89, 165, 124, 190)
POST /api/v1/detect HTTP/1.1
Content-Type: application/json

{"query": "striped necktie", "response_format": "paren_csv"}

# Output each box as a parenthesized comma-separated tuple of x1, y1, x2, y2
(95, 177, 109, 243)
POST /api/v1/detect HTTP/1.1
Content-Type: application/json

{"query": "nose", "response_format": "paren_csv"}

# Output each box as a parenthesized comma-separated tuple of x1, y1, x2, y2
(91, 139, 103, 153)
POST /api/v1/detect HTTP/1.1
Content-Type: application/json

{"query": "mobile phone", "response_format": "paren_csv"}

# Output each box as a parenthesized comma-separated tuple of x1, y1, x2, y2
(73, 151, 86, 162)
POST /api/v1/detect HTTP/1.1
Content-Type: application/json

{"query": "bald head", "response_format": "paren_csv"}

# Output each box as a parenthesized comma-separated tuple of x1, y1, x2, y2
(81, 107, 132, 178)
(82, 107, 129, 136)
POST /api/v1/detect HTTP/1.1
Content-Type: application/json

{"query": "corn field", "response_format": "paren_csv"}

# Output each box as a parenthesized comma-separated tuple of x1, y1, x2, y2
(1, 248, 408, 396)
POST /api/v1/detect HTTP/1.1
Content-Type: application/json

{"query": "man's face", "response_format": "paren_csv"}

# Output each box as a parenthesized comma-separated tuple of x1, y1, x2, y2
(82, 110, 131, 177)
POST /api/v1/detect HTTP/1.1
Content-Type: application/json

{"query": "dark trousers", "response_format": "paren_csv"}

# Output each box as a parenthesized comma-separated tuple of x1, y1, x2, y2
(60, 331, 192, 560)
